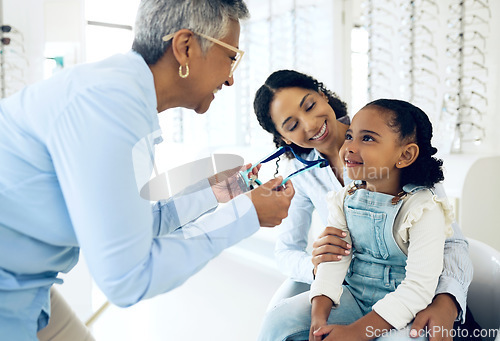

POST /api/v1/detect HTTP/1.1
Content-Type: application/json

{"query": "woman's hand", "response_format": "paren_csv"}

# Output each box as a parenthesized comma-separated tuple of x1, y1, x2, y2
(309, 319, 328, 341)
(312, 324, 364, 341)
(246, 176, 294, 227)
(410, 294, 458, 341)
(311, 226, 351, 276)
(209, 163, 260, 203)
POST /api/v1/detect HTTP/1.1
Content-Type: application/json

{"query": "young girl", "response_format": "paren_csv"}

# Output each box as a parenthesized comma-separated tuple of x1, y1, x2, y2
(309, 99, 454, 340)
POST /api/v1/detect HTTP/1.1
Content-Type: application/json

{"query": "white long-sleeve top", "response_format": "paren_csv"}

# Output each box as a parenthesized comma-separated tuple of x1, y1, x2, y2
(275, 149, 473, 322)
(310, 183, 454, 329)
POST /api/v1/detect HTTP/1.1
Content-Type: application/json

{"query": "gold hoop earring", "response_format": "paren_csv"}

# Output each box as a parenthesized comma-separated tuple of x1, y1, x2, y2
(179, 63, 189, 78)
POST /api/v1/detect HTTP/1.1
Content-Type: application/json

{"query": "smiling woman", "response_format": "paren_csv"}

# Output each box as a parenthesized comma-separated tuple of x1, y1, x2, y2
(254, 70, 350, 175)
(0, 1, 298, 340)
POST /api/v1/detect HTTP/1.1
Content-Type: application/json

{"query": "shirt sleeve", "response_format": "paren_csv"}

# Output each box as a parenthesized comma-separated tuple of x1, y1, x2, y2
(309, 187, 351, 305)
(433, 183, 473, 323)
(47, 86, 259, 307)
(151, 178, 218, 236)
(274, 184, 316, 284)
(373, 194, 449, 329)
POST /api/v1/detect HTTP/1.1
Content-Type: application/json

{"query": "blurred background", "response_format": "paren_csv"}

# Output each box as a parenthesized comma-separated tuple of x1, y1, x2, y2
(2, 0, 499, 339)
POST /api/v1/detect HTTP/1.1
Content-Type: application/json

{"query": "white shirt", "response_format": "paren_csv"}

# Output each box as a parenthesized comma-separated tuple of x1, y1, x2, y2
(0, 50, 260, 335)
(310, 183, 454, 329)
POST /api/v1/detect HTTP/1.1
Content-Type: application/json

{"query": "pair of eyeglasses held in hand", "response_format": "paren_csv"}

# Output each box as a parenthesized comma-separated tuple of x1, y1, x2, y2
(240, 146, 329, 189)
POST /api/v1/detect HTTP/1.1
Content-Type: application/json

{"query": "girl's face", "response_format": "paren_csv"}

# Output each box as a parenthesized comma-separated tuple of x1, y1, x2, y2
(269, 87, 339, 153)
(340, 106, 404, 189)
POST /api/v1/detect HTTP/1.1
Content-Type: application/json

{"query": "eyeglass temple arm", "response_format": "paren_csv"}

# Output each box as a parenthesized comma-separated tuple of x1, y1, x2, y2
(240, 146, 329, 188)
(281, 159, 328, 186)
(239, 146, 289, 188)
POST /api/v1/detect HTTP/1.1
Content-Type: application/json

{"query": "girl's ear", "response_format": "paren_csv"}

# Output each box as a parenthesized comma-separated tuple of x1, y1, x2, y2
(282, 138, 292, 145)
(397, 143, 419, 168)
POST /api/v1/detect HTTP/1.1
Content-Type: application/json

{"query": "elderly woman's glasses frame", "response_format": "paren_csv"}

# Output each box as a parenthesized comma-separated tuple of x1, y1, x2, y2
(162, 31, 244, 78)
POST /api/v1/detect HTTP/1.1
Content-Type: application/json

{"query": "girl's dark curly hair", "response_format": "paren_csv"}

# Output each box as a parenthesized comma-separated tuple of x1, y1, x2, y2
(254, 70, 348, 159)
(365, 99, 444, 188)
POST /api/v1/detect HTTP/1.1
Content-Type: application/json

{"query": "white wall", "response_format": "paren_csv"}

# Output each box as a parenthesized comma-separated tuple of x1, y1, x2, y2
(2, 0, 84, 85)
(2, 0, 45, 85)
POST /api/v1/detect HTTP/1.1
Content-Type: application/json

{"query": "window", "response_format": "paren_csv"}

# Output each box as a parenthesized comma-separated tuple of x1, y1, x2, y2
(84, 0, 139, 62)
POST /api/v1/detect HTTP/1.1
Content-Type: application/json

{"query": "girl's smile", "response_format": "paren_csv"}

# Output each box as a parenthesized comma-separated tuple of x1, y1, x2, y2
(344, 156, 363, 167)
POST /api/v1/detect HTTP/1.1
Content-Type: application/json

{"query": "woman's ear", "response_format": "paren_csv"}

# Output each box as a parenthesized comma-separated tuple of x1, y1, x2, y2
(397, 143, 419, 168)
(282, 138, 292, 145)
(170, 29, 195, 66)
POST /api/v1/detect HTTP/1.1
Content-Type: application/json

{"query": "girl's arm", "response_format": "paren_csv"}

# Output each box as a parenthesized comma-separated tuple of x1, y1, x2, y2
(309, 186, 352, 304)
(372, 192, 451, 330)
(310, 295, 335, 340)
(309, 187, 352, 341)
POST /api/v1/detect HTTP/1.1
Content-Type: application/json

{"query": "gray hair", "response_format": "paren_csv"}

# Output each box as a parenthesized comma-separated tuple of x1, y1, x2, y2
(132, 0, 249, 65)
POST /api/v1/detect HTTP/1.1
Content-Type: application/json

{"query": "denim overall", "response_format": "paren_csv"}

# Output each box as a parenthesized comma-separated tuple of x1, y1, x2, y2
(343, 183, 425, 314)
(257, 183, 430, 341)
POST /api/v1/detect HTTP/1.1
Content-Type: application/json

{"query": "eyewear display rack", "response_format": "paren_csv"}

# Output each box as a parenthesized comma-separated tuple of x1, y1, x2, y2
(362, 0, 491, 153)
(0, 0, 5, 98)
(0, 0, 28, 99)
(443, 0, 490, 152)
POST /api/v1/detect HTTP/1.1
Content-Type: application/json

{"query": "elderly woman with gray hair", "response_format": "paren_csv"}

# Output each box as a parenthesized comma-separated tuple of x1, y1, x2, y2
(0, 1, 295, 340)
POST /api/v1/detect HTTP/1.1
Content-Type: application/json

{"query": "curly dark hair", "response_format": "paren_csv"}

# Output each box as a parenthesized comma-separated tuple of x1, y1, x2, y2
(365, 99, 444, 188)
(254, 70, 348, 159)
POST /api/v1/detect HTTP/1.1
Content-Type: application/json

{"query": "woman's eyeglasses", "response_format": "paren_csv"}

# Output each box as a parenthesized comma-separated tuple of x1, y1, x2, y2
(162, 31, 245, 78)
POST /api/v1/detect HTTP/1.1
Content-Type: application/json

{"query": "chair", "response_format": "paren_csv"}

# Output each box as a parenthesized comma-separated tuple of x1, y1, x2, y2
(459, 155, 500, 251)
(467, 238, 500, 341)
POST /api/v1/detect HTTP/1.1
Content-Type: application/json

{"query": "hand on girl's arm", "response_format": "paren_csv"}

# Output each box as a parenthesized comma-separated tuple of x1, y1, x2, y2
(410, 293, 458, 341)
(311, 226, 352, 276)
(312, 311, 392, 341)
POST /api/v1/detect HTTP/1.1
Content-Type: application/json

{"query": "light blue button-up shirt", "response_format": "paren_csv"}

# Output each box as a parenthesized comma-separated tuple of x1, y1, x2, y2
(0, 51, 259, 338)
(275, 148, 472, 322)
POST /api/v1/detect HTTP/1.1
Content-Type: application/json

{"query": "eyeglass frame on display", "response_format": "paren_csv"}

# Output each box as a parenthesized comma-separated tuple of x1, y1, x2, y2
(455, 121, 486, 143)
(446, 62, 488, 77)
(445, 45, 485, 63)
(444, 91, 488, 106)
(446, 30, 487, 48)
(447, 14, 489, 29)
(400, 0, 439, 13)
(444, 76, 487, 92)
(449, 0, 491, 18)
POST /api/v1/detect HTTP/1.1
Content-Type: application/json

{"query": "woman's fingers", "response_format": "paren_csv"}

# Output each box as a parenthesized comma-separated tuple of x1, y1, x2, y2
(312, 234, 351, 251)
(312, 244, 350, 258)
(312, 227, 352, 268)
(312, 252, 344, 267)
(317, 226, 346, 239)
